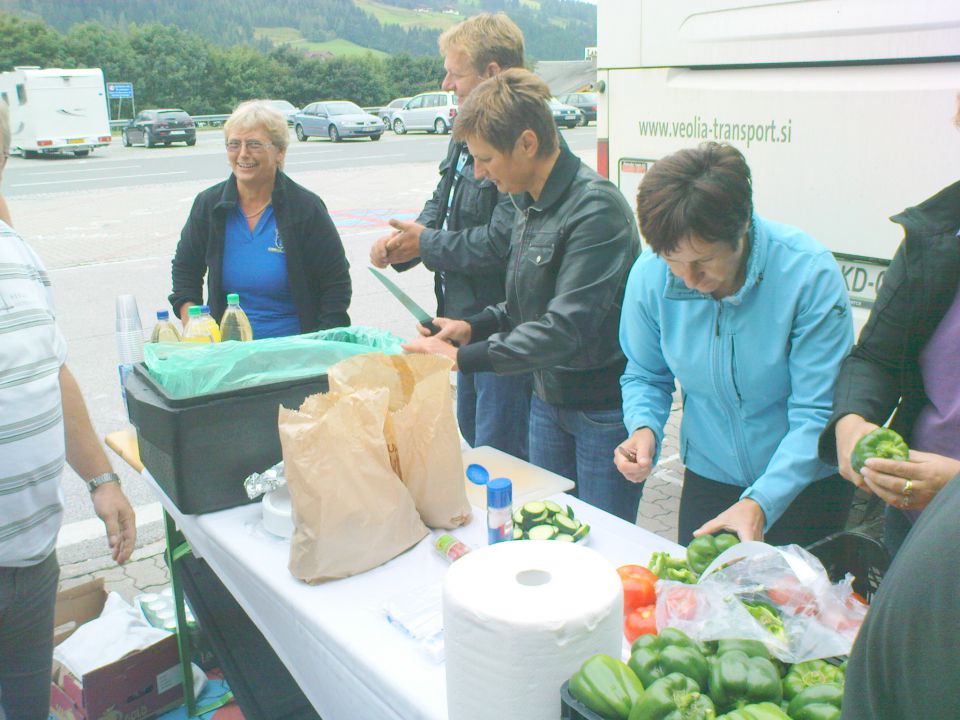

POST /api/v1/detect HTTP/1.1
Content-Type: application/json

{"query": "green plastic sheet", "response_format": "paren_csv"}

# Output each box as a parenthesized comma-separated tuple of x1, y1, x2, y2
(143, 326, 404, 399)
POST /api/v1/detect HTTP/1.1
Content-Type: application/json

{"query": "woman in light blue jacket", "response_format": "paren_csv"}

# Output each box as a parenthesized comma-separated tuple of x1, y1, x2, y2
(615, 142, 854, 545)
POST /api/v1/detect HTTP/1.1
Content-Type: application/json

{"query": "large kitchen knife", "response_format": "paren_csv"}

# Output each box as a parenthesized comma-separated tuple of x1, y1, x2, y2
(368, 266, 440, 335)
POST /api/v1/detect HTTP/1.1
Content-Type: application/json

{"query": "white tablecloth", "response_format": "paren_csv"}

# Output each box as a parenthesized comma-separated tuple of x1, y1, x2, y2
(143, 469, 681, 720)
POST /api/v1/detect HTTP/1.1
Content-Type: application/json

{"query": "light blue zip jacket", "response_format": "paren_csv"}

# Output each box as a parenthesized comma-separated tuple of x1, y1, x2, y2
(619, 214, 854, 529)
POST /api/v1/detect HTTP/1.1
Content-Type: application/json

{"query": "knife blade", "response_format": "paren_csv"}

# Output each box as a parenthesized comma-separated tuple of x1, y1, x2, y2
(368, 267, 440, 335)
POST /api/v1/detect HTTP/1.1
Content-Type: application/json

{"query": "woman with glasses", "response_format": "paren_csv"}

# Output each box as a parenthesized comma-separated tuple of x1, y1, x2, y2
(170, 100, 351, 338)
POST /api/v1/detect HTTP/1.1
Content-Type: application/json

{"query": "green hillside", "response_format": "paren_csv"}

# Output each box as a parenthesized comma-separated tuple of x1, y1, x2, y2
(255, 26, 389, 58)
(353, 0, 463, 30)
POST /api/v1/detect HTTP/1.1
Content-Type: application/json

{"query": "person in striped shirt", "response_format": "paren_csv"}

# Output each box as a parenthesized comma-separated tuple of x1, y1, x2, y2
(0, 100, 136, 720)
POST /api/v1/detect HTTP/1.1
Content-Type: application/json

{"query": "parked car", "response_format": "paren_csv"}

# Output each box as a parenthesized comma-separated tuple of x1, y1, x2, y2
(378, 97, 411, 129)
(548, 98, 583, 129)
(392, 91, 458, 135)
(292, 101, 383, 142)
(556, 92, 598, 125)
(121, 109, 196, 148)
(264, 99, 300, 126)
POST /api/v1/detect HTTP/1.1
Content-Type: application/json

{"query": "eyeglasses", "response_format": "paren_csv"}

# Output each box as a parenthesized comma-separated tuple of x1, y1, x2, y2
(225, 139, 273, 153)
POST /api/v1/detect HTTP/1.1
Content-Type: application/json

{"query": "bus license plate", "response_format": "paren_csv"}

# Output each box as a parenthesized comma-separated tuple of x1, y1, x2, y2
(67, 138, 85, 144)
(835, 255, 889, 309)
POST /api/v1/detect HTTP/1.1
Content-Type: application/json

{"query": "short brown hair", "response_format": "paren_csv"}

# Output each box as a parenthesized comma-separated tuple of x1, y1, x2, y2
(637, 142, 753, 254)
(453, 68, 557, 158)
(439, 12, 525, 74)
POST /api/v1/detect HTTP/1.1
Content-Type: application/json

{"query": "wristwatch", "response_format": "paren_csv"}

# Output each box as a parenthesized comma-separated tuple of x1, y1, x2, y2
(86, 472, 121, 493)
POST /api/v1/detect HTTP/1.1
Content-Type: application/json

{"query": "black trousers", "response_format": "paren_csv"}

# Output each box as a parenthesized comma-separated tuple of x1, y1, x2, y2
(677, 468, 854, 547)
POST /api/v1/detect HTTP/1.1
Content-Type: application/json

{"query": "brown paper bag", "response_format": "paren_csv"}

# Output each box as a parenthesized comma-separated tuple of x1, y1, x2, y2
(327, 353, 472, 529)
(279, 387, 428, 583)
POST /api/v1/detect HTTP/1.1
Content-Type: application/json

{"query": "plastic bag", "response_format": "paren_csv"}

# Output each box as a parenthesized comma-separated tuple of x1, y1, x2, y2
(655, 541, 868, 663)
(143, 326, 404, 398)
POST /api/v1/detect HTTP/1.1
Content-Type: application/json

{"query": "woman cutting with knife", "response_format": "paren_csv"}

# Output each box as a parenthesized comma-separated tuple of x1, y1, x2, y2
(403, 69, 644, 523)
(615, 142, 855, 546)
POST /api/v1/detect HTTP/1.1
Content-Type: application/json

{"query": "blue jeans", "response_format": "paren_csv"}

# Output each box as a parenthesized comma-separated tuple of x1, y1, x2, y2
(0, 551, 59, 720)
(457, 370, 531, 460)
(528, 394, 643, 522)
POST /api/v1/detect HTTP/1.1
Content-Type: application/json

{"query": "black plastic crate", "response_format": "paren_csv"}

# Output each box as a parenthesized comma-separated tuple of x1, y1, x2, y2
(560, 680, 605, 720)
(125, 363, 328, 514)
(806, 530, 890, 603)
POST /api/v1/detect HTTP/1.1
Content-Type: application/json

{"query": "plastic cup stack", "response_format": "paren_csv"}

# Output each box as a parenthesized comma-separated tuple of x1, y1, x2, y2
(115, 294, 145, 413)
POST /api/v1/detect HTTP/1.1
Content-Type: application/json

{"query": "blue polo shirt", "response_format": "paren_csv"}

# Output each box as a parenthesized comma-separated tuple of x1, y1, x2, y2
(221, 205, 301, 339)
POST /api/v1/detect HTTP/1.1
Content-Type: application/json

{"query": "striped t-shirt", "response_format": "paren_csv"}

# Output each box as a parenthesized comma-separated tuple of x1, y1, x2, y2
(0, 220, 67, 567)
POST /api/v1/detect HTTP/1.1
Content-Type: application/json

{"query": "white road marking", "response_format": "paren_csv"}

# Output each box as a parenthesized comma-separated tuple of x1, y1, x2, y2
(19, 165, 140, 176)
(11, 170, 189, 187)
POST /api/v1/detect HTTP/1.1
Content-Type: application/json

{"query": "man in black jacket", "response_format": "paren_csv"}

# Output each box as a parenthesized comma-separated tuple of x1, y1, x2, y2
(370, 13, 531, 460)
(402, 69, 644, 522)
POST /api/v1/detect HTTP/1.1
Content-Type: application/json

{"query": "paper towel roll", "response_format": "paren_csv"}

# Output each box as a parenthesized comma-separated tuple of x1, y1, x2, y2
(443, 540, 622, 720)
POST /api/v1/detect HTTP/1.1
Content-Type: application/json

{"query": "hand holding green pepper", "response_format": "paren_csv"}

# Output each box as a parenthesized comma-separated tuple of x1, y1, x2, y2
(850, 427, 909, 473)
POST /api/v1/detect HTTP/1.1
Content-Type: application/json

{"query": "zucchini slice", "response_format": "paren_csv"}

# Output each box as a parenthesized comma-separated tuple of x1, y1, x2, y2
(543, 500, 564, 516)
(571, 524, 591, 542)
(528, 524, 559, 541)
(521, 501, 547, 518)
(554, 513, 579, 535)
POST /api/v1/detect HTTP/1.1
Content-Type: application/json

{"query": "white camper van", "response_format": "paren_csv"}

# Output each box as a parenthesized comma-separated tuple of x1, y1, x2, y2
(596, 0, 959, 328)
(0, 67, 113, 157)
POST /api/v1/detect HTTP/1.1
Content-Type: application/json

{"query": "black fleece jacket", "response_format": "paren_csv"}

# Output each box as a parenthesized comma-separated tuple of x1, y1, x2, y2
(169, 170, 351, 332)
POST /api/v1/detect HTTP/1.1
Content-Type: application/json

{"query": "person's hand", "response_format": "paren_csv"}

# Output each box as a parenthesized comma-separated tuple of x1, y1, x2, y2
(412, 316, 472, 345)
(861, 450, 960, 511)
(694, 499, 766, 542)
(91, 482, 137, 564)
(382, 219, 425, 264)
(834, 414, 880, 487)
(179, 302, 196, 328)
(613, 427, 657, 484)
(402, 334, 460, 368)
(370, 230, 400, 268)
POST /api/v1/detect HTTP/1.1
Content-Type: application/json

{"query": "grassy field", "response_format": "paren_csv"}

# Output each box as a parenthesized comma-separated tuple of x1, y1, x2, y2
(353, 0, 462, 30)
(255, 27, 389, 59)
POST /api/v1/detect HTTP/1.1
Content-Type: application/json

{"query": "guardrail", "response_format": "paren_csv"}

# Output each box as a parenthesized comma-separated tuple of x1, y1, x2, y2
(109, 114, 230, 130)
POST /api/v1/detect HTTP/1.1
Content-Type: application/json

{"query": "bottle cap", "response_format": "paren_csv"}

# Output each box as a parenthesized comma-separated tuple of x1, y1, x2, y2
(486, 477, 512, 509)
(227, 293, 240, 304)
(156, 310, 169, 320)
(188, 306, 201, 317)
(200, 304, 211, 313)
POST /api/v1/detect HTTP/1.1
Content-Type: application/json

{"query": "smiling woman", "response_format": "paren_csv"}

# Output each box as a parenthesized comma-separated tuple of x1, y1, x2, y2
(169, 99, 352, 340)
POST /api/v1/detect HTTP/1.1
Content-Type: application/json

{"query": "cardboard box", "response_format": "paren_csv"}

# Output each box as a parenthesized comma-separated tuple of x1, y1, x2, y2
(49, 579, 184, 720)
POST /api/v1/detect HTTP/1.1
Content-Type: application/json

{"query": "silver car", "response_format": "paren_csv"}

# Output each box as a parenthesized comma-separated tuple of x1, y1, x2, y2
(264, 99, 300, 126)
(392, 91, 458, 135)
(292, 101, 383, 142)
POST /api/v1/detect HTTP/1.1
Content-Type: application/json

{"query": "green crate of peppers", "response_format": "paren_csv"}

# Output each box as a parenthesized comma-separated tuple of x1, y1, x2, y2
(567, 627, 845, 720)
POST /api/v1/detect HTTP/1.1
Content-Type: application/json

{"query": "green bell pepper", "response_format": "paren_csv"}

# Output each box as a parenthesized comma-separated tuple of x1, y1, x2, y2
(716, 702, 791, 720)
(741, 600, 787, 643)
(629, 628, 710, 690)
(628, 673, 717, 720)
(569, 653, 645, 720)
(686, 533, 740, 575)
(715, 640, 772, 661)
(707, 650, 783, 711)
(649, 551, 700, 584)
(786, 683, 843, 720)
(850, 427, 909, 473)
(782, 660, 844, 701)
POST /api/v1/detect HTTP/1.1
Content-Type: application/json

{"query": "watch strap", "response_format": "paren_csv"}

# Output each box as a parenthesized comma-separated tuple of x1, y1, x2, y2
(86, 472, 120, 493)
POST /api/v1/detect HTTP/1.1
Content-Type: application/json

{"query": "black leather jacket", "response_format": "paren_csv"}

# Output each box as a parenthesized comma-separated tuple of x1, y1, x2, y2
(395, 138, 514, 318)
(819, 180, 960, 462)
(458, 146, 641, 409)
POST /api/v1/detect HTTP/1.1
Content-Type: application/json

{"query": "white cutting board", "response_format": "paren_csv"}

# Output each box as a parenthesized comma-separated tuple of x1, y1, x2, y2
(462, 445, 575, 510)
